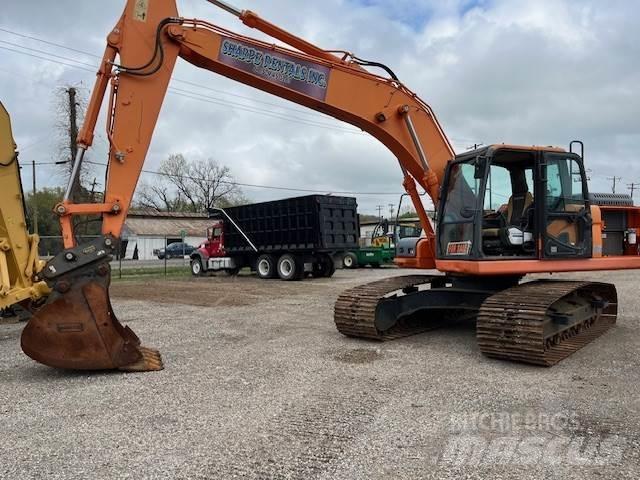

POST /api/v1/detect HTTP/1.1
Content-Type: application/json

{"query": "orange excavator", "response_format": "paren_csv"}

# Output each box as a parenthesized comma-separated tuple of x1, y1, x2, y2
(21, 0, 640, 371)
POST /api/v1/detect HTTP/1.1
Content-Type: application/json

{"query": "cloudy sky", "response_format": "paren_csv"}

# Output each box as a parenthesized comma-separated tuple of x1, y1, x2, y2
(1, 0, 639, 215)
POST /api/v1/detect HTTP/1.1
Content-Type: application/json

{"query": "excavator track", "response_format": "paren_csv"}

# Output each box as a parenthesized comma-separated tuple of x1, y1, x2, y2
(477, 280, 617, 366)
(334, 275, 442, 340)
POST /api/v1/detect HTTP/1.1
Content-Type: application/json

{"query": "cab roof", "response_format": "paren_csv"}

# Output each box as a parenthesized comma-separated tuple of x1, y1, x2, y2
(456, 144, 567, 161)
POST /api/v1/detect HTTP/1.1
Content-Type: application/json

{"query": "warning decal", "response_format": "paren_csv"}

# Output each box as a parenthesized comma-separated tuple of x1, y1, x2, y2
(133, 0, 149, 22)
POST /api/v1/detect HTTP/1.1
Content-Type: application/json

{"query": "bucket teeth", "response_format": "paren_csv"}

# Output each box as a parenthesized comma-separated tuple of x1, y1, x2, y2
(119, 346, 164, 372)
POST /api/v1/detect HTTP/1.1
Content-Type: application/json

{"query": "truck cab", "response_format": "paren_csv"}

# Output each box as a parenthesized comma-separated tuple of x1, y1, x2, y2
(191, 219, 240, 276)
(201, 220, 225, 258)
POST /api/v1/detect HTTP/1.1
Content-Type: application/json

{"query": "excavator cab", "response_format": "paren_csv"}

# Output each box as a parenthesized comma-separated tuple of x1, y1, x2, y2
(436, 145, 592, 261)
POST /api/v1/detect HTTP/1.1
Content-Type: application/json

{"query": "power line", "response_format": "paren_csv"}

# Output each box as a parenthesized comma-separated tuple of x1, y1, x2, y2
(0, 45, 95, 73)
(0, 27, 355, 124)
(0, 43, 364, 135)
(27, 157, 406, 195)
(0, 27, 98, 58)
(0, 39, 96, 68)
(167, 87, 364, 134)
(0, 26, 474, 144)
(78, 160, 404, 196)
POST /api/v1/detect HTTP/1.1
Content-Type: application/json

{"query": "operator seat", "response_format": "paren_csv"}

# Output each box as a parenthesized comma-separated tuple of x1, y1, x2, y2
(484, 192, 533, 233)
(506, 191, 533, 227)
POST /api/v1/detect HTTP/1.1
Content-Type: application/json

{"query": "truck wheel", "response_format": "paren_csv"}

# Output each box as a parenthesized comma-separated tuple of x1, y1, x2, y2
(256, 254, 277, 279)
(343, 252, 358, 269)
(313, 254, 336, 278)
(312, 261, 327, 278)
(313, 254, 335, 278)
(323, 255, 336, 277)
(191, 258, 204, 276)
(277, 254, 302, 281)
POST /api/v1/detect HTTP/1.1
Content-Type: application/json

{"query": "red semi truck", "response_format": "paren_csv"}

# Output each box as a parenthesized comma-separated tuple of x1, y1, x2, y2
(190, 195, 359, 280)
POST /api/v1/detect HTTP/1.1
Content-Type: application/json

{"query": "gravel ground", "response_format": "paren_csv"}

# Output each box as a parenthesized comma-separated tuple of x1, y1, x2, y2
(1, 268, 639, 479)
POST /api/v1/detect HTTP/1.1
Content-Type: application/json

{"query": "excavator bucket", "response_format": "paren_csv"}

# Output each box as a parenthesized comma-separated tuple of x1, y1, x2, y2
(21, 237, 162, 372)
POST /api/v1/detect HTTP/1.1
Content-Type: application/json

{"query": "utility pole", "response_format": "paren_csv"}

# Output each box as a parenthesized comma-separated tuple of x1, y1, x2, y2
(628, 183, 639, 200)
(467, 143, 484, 151)
(89, 177, 98, 202)
(388, 203, 395, 220)
(67, 87, 81, 201)
(84, 177, 99, 235)
(31, 160, 38, 235)
(376, 204, 384, 220)
(607, 176, 622, 194)
(585, 168, 592, 181)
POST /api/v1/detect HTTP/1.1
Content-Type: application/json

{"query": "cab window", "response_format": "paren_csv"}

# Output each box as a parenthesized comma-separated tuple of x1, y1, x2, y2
(546, 156, 585, 212)
(439, 161, 479, 256)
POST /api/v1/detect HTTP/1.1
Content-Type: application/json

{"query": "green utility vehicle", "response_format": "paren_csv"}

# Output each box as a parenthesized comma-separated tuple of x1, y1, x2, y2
(342, 220, 422, 269)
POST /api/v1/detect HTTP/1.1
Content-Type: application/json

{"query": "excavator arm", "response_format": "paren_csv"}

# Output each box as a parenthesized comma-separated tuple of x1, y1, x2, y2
(21, 0, 454, 371)
(65, 0, 454, 249)
(0, 103, 50, 316)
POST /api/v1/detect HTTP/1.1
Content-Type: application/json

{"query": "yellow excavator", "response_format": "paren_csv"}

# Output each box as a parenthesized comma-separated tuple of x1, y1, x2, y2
(0, 102, 50, 319)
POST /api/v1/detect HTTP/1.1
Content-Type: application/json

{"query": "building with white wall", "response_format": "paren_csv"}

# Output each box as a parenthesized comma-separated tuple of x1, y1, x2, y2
(121, 210, 212, 260)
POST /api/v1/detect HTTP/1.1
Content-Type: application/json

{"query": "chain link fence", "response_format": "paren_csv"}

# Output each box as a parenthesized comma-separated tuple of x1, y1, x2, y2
(38, 236, 195, 279)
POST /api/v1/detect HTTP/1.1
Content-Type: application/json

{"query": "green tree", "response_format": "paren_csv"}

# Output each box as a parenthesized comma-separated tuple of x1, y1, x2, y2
(24, 187, 65, 237)
(359, 214, 381, 223)
(24, 186, 102, 247)
(398, 210, 418, 219)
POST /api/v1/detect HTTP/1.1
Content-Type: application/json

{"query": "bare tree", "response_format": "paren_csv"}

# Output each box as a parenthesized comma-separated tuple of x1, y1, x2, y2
(134, 154, 245, 212)
(188, 156, 239, 211)
(53, 84, 92, 200)
(136, 182, 189, 212)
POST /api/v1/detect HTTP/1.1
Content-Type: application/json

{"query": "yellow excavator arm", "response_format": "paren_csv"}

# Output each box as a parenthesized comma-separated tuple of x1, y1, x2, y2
(0, 102, 50, 314)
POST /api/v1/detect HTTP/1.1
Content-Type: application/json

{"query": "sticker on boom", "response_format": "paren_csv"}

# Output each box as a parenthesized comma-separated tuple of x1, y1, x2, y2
(133, 0, 149, 22)
(218, 37, 330, 101)
(446, 241, 472, 256)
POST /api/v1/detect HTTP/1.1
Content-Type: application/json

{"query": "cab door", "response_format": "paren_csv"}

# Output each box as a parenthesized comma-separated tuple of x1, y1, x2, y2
(540, 152, 592, 258)
(207, 223, 225, 257)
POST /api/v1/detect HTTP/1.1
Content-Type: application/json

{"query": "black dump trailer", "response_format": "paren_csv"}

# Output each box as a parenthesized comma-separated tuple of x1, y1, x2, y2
(191, 195, 359, 280)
